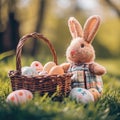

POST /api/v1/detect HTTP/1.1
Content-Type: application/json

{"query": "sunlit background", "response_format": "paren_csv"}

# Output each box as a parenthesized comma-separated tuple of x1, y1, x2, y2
(0, 1, 120, 119)
(0, 0, 120, 62)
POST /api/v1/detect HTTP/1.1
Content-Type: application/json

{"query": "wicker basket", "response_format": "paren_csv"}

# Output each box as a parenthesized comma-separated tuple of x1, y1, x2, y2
(8, 32, 72, 96)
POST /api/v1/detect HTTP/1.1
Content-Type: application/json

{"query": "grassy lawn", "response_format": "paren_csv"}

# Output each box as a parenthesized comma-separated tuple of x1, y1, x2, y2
(0, 56, 120, 120)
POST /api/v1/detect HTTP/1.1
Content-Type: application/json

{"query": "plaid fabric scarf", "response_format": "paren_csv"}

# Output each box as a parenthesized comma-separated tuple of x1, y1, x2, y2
(68, 63, 103, 93)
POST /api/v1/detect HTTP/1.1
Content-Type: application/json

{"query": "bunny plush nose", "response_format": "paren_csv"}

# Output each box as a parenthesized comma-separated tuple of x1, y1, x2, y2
(71, 50, 76, 56)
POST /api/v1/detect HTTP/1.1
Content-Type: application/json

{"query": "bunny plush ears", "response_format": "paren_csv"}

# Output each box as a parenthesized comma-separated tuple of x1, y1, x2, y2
(68, 15, 101, 43)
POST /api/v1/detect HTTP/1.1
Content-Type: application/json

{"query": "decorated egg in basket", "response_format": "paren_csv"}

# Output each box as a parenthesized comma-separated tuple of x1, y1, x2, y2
(43, 61, 56, 73)
(6, 89, 33, 105)
(69, 88, 94, 104)
(31, 61, 43, 73)
(21, 66, 38, 77)
(49, 65, 64, 75)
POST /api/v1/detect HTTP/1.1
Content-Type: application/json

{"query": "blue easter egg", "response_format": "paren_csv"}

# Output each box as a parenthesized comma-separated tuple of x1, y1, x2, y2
(69, 88, 94, 104)
(21, 66, 38, 77)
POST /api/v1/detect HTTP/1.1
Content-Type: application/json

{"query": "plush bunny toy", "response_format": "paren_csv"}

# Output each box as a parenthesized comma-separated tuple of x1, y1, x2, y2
(62, 15, 106, 99)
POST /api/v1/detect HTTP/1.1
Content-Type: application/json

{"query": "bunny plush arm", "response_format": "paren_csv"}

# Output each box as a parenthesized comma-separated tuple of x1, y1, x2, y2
(89, 62, 106, 75)
(60, 62, 70, 73)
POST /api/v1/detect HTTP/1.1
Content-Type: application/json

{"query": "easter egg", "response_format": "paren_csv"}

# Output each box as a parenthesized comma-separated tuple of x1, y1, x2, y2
(21, 66, 38, 77)
(6, 89, 33, 105)
(43, 61, 56, 73)
(39, 71, 48, 76)
(31, 61, 43, 72)
(49, 65, 64, 75)
(88, 88, 101, 101)
(69, 88, 94, 104)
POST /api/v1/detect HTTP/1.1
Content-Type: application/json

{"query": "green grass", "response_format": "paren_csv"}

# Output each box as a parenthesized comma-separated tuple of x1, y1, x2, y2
(0, 56, 120, 120)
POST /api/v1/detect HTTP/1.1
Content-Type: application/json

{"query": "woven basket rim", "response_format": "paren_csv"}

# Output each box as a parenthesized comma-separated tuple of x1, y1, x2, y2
(8, 70, 72, 78)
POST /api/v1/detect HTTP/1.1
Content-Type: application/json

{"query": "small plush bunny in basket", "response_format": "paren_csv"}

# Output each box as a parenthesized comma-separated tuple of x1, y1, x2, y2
(61, 15, 106, 102)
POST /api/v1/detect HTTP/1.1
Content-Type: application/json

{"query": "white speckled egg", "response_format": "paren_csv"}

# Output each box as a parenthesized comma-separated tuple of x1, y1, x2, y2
(69, 88, 94, 104)
(31, 61, 43, 72)
(39, 71, 48, 76)
(6, 89, 33, 105)
(21, 66, 38, 77)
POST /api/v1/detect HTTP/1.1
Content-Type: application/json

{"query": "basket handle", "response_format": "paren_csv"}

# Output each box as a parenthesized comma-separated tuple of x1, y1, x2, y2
(16, 32, 58, 74)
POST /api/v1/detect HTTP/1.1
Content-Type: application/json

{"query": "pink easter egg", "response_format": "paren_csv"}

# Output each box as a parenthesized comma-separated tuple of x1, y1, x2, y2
(6, 89, 33, 105)
(31, 61, 43, 72)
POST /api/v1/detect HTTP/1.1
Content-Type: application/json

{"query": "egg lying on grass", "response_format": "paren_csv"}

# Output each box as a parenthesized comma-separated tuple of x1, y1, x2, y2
(88, 88, 101, 101)
(6, 89, 33, 105)
(69, 88, 94, 104)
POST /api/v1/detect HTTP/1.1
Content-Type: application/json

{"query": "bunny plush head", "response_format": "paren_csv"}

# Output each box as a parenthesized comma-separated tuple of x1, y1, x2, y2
(66, 15, 101, 64)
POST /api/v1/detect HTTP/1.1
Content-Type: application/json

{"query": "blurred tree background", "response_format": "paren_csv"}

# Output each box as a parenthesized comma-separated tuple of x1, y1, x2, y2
(0, 0, 120, 61)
